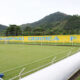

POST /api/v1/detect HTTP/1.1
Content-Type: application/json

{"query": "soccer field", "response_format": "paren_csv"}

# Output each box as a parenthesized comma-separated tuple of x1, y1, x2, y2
(0, 44, 79, 80)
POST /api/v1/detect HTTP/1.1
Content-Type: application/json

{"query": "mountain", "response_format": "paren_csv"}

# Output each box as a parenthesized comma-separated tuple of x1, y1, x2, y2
(21, 12, 73, 35)
(3, 12, 80, 36)
(1, 12, 80, 36)
(63, 15, 80, 34)
(21, 12, 80, 35)
(0, 24, 7, 32)
(30, 12, 70, 27)
(21, 12, 71, 29)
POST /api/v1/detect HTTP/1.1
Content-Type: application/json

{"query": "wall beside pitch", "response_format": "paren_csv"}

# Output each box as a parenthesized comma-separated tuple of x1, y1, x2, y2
(0, 35, 80, 43)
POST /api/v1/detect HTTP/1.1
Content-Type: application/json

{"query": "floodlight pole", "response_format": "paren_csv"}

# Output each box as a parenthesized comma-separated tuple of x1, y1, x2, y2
(72, 41, 73, 46)
(22, 30, 24, 44)
(63, 39, 65, 45)
(41, 40, 42, 46)
(5, 37, 7, 44)
(41, 37, 42, 46)
(55, 40, 56, 46)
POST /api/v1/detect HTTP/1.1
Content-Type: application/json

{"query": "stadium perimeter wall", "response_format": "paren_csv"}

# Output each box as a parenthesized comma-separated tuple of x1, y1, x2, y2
(0, 35, 80, 43)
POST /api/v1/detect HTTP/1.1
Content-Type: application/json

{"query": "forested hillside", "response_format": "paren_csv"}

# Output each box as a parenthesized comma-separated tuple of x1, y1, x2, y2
(1, 12, 80, 36)
(0, 24, 7, 32)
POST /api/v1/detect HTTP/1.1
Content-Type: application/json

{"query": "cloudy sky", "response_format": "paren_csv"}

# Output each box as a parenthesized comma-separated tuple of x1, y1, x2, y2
(0, 0, 80, 25)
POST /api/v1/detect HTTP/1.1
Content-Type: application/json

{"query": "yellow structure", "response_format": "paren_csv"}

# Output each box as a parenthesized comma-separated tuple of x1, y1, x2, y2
(0, 35, 80, 43)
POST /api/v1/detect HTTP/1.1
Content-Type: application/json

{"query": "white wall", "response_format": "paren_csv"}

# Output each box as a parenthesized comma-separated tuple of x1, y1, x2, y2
(20, 52, 80, 80)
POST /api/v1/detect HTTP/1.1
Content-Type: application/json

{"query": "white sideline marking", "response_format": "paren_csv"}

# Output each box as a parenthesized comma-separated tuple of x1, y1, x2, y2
(9, 54, 70, 80)
(19, 68, 26, 79)
(20, 51, 80, 80)
(2, 48, 72, 74)
(9, 62, 52, 80)
(5, 49, 72, 78)
(0, 47, 65, 71)
(9, 47, 77, 80)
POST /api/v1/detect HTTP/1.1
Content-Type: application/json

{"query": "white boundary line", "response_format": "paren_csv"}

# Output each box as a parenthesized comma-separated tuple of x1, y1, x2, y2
(0, 46, 74, 64)
(4, 48, 73, 78)
(2, 48, 72, 74)
(5, 49, 74, 78)
(10, 48, 78, 80)
(2, 47, 78, 80)
(9, 62, 52, 80)
(9, 52, 73, 80)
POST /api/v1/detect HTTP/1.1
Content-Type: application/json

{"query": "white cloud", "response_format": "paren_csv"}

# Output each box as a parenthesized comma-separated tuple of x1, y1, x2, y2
(0, 0, 80, 25)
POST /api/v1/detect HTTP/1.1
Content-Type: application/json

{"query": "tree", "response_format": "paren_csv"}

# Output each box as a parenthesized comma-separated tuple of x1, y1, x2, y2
(64, 15, 80, 34)
(24, 26, 32, 31)
(32, 27, 45, 35)
(23, 26, 32, 35)
(5, 25, 22, 36)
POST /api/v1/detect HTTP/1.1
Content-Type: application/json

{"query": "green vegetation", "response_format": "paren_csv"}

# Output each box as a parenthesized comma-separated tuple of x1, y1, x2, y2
(0, 24, 7, 32)
(1, 12, 80, 36)
(5, 25, 22, 36)
(0, 44, 79, 80)
(0, 24, 7, 36)
(76, 76, 80, 80)
(64, 15, 80, 34)
(0, 12, 80, 80)
(23, 14, 80, 35)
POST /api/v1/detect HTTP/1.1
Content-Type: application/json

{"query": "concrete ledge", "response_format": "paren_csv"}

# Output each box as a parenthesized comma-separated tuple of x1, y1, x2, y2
(20, 52, 80, 80)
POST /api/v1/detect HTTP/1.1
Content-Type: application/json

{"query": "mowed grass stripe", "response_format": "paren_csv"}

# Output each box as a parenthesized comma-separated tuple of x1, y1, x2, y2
(9, 47, 78, 80)
(1, 46, 72, 73)
(0, 44, 69, 71)
(0, 45, 72, 72)
(3, 48, 71, 76)
(0, 44, 79, 80)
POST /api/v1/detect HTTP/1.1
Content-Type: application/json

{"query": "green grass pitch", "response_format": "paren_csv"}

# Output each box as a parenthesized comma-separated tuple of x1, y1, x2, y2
(76, 76, 80, 80)
(0, 44, 79, 80)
